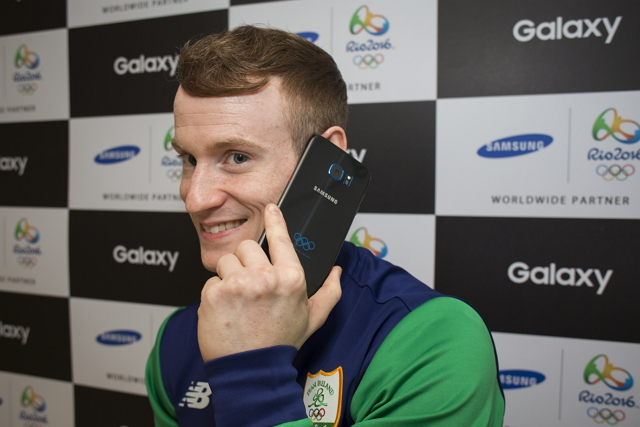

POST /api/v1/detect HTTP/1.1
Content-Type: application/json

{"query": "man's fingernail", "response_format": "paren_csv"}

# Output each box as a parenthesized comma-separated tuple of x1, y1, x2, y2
(268, 204, 280, 215)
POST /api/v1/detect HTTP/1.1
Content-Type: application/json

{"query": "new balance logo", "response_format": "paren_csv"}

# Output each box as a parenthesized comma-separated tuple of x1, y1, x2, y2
(179, 381, 211, 409)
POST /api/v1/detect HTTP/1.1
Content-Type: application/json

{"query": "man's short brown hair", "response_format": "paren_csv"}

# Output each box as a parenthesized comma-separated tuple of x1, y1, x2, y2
(178, 25, 348, 153)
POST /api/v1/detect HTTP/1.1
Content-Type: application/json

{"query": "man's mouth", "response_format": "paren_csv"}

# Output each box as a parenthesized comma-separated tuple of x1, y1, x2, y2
(202, 220, 245, 235)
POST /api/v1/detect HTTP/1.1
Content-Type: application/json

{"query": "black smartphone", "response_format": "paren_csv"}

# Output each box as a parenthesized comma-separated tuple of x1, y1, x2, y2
(260, 135, 371, 297)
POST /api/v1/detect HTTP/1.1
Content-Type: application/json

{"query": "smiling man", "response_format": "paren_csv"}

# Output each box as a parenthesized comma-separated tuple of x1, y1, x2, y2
(146, 26, 504, 427)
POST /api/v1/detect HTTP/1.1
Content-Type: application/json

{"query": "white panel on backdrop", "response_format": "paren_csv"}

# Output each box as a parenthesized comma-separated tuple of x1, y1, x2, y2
(346, 213, 434, 287)
(68, 0, 229, 28)
(0, 29, 69, 123)
(332, 0, 437, 104)
(493, 333, 640, 427)
(230, 0, 437, 105)
(0, 207, 69, 297)
(70, 298, 177, 396)
(230, 0, 331, 53)
(436, 91, 640, 218)
(69, 113, 188, 211)
(0, 371, 74, 427)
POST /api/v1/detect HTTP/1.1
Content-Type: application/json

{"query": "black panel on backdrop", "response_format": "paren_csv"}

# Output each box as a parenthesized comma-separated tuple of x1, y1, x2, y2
(438, 0, 640, 97)
(70, 210, 211, 306)
(0, 292, 71, 380)
(435, 217, 639, 343)
(75, 385, 154, 427)
(69, 11, 227, 117)
(0, 121, 68, 207)
(0, 0, 66, 36)
(347, 101, 435, 214)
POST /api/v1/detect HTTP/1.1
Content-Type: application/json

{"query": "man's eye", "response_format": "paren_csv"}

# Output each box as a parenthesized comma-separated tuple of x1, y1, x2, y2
(186, 154, 196, 166)
(229, 153, 249, 164)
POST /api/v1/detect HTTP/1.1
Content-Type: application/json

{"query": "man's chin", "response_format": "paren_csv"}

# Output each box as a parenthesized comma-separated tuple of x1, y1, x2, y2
(200, 251, 222, 274)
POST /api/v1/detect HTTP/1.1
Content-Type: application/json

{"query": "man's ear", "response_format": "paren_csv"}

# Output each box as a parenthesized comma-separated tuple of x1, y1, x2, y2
(321, 126, 348, 151)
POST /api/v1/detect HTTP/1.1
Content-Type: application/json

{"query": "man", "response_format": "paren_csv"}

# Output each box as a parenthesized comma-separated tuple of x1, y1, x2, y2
(146, 25, 504, 427)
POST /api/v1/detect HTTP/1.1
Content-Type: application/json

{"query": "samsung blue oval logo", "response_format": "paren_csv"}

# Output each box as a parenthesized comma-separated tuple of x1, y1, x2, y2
(96, 329, 142, 346)
(296, 32, 319, 43)
(94, 145, 140, 164)
(478, 134, 553, 158)
(500, 370, 546, 389)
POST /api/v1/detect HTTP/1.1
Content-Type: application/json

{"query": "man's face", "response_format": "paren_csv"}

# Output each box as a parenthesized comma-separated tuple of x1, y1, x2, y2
(172, 79, 299, 272)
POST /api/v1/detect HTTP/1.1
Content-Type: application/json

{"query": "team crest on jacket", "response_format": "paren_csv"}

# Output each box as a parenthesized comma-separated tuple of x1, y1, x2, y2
(303, 367, 343, 427)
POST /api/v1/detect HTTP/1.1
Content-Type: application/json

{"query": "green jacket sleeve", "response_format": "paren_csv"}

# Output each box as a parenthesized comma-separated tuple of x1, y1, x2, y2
(350, 297, 505, 426)
(146, 309, 181, 427)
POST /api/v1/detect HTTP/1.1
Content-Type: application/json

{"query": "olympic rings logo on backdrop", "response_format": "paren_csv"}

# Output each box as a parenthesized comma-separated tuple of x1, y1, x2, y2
(294, 233, 315, 251)
(350, 6, 389, 36)
(587, 407, 625, 425)
(166, 168, 182, 182)
(353, 53, 384, 69)
(584, 355, 634, 391)
(18, 256, 38, 269)
(596, 164, 635, 181)
(592, 108, 640, 144)
(14, 44, 40, 69)
(17, 82, 38, 95)
(14, 218, 40, 244)
(20, 386, 46, 412)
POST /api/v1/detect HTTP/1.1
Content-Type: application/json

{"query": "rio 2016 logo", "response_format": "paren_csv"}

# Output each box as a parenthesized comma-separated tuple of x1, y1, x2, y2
(347, 6, 392, 70)
(14, 45, 39, 70)
(13, 44, 41, 94)
(350, 6, 389, 36)
(164, 126, 174, 152)
(349, 227, 387, 258)
(584, 354, 633, 391)
(592, 108, 640, 145)
(161, 125, 182, 182)
(21, 386, 46, 412)
(15, 218, 39, 244)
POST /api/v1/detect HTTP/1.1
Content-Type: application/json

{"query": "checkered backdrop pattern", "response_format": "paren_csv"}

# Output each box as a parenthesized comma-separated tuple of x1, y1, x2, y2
(1, 1, 639, 426)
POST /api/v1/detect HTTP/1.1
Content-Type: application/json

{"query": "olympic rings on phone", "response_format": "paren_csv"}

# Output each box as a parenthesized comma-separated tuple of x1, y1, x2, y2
(294, 233, 315, 251)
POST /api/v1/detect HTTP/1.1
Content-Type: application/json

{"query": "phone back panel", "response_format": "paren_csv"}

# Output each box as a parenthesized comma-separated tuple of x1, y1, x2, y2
(261, 135, 370, 296)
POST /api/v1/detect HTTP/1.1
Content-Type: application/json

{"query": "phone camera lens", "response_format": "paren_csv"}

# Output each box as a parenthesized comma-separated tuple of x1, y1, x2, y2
(328, 164, 344, 181)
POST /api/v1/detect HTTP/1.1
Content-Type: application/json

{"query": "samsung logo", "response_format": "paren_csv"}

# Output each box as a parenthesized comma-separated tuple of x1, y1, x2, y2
(500, 370, 546, 389)
(478, 134, 553, 158)
(313, 186, 338, 204)
(96, 329, 142, 346)
(95, 145, 140, 164)
(296, 32, 319, 43)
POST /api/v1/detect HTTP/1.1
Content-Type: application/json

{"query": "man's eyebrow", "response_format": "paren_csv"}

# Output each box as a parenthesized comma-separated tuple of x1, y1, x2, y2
(171, 138, 263, 152)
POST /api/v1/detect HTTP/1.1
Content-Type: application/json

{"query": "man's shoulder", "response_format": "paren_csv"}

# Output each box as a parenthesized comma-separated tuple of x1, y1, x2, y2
(337, 241, 441, 312)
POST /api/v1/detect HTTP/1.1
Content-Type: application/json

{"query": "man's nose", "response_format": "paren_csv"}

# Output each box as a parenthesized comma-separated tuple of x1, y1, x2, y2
(182, 166, 228, 214)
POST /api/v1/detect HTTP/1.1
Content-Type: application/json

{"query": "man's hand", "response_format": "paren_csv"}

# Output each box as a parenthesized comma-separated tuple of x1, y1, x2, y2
(197, 203, 343, 362)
